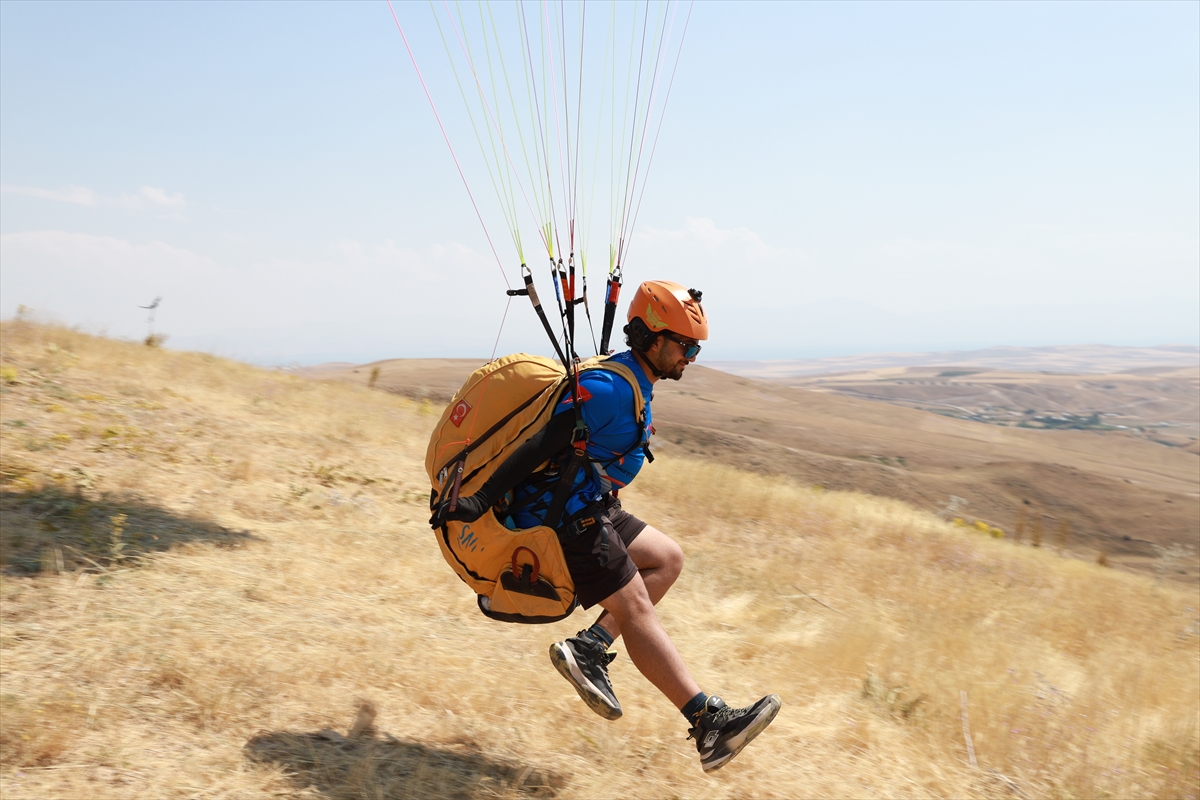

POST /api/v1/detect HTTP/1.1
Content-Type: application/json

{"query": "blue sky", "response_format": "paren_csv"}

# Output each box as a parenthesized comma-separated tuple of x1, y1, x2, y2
(2, 1, 1197, 363)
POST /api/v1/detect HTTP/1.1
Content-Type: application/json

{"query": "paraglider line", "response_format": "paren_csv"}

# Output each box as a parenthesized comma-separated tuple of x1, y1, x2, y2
(622, 0, 693, 266)
(518, 1, 559, 257)
(439, 0, 552, 256)
(618, 0, 675, 267)
(543, 0, 568, 262)
(490, 296, 513, 362)
(387, 0, 510, 289)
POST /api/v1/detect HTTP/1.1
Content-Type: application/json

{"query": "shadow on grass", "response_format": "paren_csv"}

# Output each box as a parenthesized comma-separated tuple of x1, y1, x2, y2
(0, 486, 257, 575)
(245, 729, 565, 800)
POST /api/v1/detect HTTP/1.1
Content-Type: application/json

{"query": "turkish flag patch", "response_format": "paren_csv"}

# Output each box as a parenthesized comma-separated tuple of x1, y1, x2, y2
(450, 399, 472, 427)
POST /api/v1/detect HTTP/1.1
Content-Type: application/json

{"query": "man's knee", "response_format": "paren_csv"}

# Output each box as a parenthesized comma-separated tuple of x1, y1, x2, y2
(630, 526, 685, 579)
(599, 574, 656, 622)
(661, 537, 684, 582)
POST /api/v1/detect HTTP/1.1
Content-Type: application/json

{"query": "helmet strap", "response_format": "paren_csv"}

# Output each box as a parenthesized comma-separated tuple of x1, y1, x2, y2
(632, 346, 666, 380)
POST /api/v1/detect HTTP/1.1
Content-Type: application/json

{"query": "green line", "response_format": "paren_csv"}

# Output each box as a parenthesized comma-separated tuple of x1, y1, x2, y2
(460, 0, 521, 238)
(489, 1, 549, 229)
(431, 1, 521, 256)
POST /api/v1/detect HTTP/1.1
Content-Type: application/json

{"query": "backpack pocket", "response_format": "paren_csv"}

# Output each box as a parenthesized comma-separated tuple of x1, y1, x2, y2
(436, 513, 578, 624)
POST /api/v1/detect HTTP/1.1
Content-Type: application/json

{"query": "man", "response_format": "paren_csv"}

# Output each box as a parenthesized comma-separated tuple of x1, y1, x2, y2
(431, 280, 780, 773)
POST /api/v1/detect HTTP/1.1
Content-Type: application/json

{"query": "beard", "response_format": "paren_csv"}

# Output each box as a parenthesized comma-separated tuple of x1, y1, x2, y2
(655, 348, 688, 381)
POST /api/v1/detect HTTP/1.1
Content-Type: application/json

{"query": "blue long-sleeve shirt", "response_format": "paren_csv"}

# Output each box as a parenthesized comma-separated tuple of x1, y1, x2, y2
(507, 349, 653, 528)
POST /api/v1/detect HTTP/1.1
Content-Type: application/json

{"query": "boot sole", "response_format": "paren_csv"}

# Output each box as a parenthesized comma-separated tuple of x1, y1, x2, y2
(549, 642, 623, 720)
(701, 694, 782, 773)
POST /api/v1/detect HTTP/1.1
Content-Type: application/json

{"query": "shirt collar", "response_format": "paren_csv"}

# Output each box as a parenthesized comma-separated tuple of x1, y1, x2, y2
(613, 349, 654, 401)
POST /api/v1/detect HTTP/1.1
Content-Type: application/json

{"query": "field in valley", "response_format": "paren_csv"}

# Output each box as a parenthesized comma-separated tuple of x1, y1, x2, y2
(709, 344, 1200, 379)
(784, 366, 1194, 438)
(2, 323, 1198, 799)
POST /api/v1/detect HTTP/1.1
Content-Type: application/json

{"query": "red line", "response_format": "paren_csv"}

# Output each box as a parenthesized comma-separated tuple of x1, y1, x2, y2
(386, 0, 510, 289)
(437, 438, 471, 470)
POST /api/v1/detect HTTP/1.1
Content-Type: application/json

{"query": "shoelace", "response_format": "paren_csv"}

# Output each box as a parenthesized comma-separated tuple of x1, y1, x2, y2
(707, 705, 740, 726)
(576, 638, 618, 676)
(577, 635, 618, 667)
(686, 703, 739, 741)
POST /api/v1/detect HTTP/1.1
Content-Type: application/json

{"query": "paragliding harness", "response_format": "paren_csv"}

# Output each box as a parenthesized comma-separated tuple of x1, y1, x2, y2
(426, 353, 645, 624)
(425, 265, 645, 624)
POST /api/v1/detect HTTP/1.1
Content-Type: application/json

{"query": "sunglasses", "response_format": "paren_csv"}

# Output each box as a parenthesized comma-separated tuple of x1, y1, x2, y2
(661, 331, 702, 360)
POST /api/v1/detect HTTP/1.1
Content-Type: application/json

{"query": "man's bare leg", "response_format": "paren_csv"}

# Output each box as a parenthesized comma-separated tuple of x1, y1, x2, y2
(596, 570, 699, 709)
(592, 525, 682, 643)
(548, 526, 782, 772)
(596, 568, 783, 774)
(548, 526, 691, 718)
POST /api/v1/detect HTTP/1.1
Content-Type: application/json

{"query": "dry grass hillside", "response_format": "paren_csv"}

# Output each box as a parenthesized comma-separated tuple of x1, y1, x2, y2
(2, 323, 1198, 800)
(306, 358, 1200, 584)
(649, 365, 1200, 583)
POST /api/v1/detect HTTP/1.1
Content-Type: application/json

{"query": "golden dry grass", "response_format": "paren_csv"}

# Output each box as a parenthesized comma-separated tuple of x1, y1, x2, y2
(1, 321, 1197, 799)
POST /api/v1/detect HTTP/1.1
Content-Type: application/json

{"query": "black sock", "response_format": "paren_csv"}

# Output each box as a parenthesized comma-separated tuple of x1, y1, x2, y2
(681, 691, 709, 724)
(583, 623, 614, 649)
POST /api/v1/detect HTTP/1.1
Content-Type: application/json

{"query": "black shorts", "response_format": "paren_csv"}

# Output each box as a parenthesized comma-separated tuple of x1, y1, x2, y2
(559, 494, 647, 610)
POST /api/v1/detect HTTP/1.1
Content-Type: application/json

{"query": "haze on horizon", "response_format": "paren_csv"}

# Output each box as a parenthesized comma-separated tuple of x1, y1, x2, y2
(1, 1, 1197, 366)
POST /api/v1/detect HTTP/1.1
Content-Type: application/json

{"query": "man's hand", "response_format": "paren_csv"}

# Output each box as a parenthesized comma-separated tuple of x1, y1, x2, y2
(429, 493, 490, 529)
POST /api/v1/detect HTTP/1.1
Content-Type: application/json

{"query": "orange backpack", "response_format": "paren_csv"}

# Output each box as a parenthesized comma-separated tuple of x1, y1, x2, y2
(426, 353, 644, 623)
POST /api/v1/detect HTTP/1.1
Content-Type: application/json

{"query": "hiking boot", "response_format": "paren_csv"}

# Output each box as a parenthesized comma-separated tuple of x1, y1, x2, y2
(687, 694, 782, 772)
(549, 633, 622, 720)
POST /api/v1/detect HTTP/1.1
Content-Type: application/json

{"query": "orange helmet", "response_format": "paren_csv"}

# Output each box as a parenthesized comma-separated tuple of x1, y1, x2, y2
(626, 280, 708, 341)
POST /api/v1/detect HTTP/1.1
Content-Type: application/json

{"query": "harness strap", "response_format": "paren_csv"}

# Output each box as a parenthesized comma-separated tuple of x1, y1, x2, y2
(508, 266, 571, 368)
(543, 433, 588, 530)
(599, 268, 622, 355)
(482, 357, 645, 529)
(562, 255, 576, 357)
